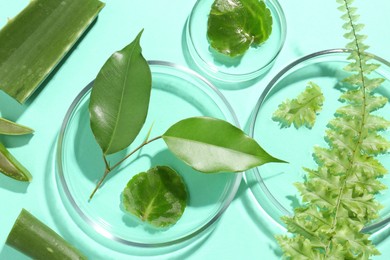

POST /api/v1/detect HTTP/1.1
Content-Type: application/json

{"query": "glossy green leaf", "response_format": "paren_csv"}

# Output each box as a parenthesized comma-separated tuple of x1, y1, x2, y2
(207, 0, 273, 57)
(0, 142, 32, 182)
(162, 117, 284, 173)
(122, 166, 187, 227)
(89, 30, 152, 155)
(0, 0, 105, 103)
(0, 117, 33, 135)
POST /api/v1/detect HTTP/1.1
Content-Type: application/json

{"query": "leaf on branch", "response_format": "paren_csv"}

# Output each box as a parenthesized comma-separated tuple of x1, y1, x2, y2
(163, 116, 285, 173)
(89, 30, 152, 155)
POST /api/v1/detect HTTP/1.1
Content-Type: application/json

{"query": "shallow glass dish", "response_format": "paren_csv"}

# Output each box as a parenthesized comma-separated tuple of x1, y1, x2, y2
(56, 61, 242, 250)
(246, 49, 390, 239)
(185, 0, 286, 84)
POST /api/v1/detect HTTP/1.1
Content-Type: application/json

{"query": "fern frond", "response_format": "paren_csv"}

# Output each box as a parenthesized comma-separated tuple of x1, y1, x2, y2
(361, 133, 390, 155)
(277, 0, 390, 258)
(272, 82, 324, 129)
(276, 235, 325, 260)
(325, 129, 355, 154)
(352, 155, 387, 178)
(313, 147, 349, 174)
(336, 104, 364, 118)
(365, 114, 390, 132)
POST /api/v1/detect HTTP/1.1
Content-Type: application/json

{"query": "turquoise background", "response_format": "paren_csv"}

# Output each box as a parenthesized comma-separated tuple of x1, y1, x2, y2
(1, 0, 390, 259)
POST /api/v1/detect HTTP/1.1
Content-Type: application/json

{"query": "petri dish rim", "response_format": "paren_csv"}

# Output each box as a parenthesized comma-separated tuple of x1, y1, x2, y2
(186, 0, 287, 83)
(247, 48, 390, 234)
(56, 60, 242, 248)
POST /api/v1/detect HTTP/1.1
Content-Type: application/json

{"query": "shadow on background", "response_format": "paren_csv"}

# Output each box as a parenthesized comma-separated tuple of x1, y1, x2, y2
(0, 174, 29, 194)
(234, 180, 283, 258)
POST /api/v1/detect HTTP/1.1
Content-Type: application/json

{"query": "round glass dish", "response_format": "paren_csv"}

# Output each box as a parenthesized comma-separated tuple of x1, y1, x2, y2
(185, 0, 286, 84)
(56, 61, 242, 250)
(246, 49, 390, 239)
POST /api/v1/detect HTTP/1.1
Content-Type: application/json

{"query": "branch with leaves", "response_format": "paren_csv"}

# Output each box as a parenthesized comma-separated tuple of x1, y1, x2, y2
(87, 30, 284, 226)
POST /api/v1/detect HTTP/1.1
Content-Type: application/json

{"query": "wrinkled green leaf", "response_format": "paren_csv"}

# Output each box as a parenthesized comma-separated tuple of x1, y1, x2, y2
(162, 117, 284, 173)
(122, 166, 187, 227)
(0, 118, 33, 135)
(0, 142, 32, 182)
(207, 0, 272, 57)
(89, 30, 152, 155)
(272, 82, 325, 129)
(0, 0, 105, 103)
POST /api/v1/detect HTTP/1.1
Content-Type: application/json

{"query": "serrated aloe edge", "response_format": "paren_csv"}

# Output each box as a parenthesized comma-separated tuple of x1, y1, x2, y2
(277, 0, 390, 259)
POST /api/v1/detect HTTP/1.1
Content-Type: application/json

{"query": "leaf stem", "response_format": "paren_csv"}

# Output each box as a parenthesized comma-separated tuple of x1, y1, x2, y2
(88, 135, 163, 201)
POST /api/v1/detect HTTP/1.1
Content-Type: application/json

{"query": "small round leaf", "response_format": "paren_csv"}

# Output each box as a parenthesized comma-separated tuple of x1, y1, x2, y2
(122, 166, 187, 228)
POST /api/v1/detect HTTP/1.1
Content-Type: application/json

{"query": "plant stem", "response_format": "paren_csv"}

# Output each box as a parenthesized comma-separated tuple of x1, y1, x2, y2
(88, 135, 163, 201)
(324, 0, 368, 255)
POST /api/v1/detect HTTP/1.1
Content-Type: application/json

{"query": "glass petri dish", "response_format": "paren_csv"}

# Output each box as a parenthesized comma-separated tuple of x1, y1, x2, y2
(56, 61, 242, 250)
(245, 49, 390, 239)
(185, 0, 286, 84)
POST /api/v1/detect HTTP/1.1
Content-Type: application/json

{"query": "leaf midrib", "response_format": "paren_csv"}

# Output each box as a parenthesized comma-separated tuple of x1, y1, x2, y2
(105, 45, 137, 154)
(164, 135, 261, 160)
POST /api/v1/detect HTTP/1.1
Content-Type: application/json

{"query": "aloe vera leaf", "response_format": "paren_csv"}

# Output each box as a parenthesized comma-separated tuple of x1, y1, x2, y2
(0, 117, 33, 135)
(89, 30, 152, 155)
(0, 0, 105, 103)
(6, 209, 86, 260)
(0, 142, 32, 181)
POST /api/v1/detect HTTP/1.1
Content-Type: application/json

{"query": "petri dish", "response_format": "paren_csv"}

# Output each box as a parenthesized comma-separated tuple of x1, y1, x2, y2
(56, 61, 242, 250)
(245, 49, 390, 240)
(185, 0, 287, 84)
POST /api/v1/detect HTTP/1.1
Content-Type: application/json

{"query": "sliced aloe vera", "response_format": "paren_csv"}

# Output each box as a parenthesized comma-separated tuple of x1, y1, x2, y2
(6, 209, 86, 259)
(0, 142, 32, 181)
(0, 0, 105, 103)
(0, 117, 33, 135)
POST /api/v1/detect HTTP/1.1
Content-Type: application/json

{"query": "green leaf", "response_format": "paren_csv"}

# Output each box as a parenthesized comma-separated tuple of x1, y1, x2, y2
(6, 209, 86, 260)
(162, 117, 284, 173)
(89, 30, 152, 155)
(0, 142, 32, 182)
(272, 82, 324, 129)
(122, 166, 187, 228)
(0, 118, 33, 135)
(0, 0, 105, 103)
(207, 0, 272, 57)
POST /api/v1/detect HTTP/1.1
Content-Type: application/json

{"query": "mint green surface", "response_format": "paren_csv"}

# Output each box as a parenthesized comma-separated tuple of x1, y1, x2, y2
(1, 0, 390, 259)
